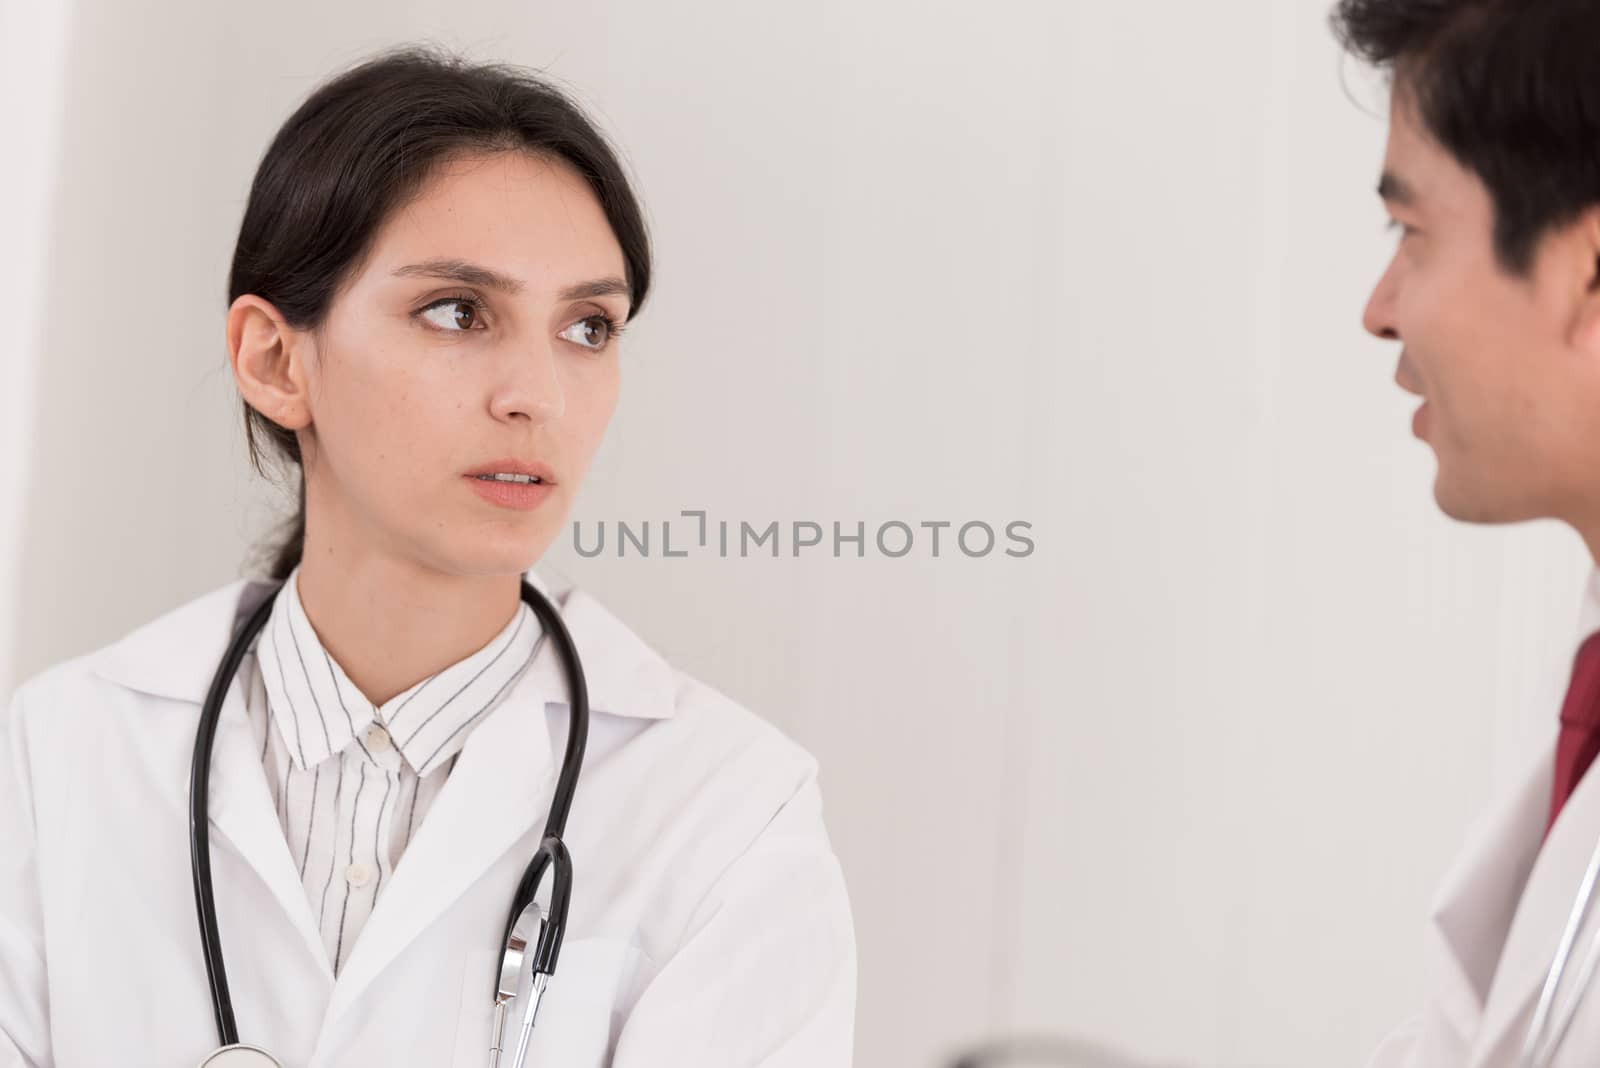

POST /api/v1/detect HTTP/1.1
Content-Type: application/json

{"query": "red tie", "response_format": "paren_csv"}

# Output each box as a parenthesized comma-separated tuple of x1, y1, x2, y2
(1549, 632, 1600, 832)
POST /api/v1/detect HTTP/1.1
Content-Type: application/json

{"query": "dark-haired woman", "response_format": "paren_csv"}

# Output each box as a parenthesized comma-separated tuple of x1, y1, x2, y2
(0, 46, 855, 1068)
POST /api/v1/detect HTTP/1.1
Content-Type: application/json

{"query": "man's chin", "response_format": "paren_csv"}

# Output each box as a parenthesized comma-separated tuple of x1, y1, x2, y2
(1432, 471, 1540, 526)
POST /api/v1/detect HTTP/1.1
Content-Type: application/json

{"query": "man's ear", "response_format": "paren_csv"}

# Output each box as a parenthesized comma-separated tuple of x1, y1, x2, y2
(227, 294, 313, 431)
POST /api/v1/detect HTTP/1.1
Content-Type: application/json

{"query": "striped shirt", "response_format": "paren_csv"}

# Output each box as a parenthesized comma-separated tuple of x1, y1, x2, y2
(239, 565, 545, 975)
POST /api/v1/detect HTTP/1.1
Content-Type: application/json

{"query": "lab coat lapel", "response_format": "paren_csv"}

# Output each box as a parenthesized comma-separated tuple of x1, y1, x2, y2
(1417, 737, 1552, 1060)
(198, 676, 336, 982)
(320, 628, 569, 1030)
(129, 578, 334, 979)
(1470, 735, 1600, 1066)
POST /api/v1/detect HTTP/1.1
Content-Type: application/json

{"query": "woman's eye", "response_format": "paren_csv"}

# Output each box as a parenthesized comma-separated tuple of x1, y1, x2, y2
(417, 296, 486, 332)
(414, 299, 625, 351)
(559, 314, 621, 352)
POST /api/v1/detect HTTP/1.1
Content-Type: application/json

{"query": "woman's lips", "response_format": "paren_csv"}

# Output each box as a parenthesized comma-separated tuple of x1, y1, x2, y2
(463, 475, 556, 511)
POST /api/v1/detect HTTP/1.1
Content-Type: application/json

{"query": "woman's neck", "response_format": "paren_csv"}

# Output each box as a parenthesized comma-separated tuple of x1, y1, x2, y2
(292, 548, 523, 708)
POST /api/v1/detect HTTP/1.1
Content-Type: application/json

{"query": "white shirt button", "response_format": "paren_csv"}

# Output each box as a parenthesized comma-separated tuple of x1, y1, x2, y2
(346, 862, 372, 888)
(366, 725, 392, 752)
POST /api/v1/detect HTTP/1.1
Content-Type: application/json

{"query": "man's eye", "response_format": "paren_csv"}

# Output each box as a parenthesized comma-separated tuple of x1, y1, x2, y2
(417, 295, 488, 331)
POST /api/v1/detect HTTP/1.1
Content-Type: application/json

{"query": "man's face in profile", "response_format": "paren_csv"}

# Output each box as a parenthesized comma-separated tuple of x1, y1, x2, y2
(1363, 89, 1600, 527)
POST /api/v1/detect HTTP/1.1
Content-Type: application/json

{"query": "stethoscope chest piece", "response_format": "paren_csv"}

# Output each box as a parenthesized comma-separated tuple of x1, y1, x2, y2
(196, 1044, 285, 1067)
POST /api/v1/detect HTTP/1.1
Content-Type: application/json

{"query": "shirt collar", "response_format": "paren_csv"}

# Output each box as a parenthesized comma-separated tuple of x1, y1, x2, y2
(253, 565, 546, 775)
(85, 567, 677, 723)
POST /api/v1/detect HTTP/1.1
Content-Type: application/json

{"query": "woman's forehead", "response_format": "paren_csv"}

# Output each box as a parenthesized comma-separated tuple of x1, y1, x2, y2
(363, 154, 626, 297)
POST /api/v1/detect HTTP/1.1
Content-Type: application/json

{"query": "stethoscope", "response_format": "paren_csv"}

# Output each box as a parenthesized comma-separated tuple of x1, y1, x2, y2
(189, 577, 588, 1068)
(1521, 823, 1600, 1067)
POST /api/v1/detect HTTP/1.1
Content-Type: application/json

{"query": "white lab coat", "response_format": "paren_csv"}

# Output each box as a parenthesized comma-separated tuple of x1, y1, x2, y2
(0, 572, 857, 1068)
(1370, 572, 1600, 1067)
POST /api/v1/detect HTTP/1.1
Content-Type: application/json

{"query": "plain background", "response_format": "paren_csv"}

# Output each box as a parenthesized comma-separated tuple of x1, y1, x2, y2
(3, 1, 1596, 1065)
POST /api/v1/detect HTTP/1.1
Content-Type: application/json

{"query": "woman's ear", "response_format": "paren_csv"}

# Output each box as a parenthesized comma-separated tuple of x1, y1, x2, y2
(227, 294, 313, 431)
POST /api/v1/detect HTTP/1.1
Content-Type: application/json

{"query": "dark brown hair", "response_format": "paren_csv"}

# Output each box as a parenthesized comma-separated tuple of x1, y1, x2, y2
(1330, 0, 1600, 275)
(229, 44, 653, 581)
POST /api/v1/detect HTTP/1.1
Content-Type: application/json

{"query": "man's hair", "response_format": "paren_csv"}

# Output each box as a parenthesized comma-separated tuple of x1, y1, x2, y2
(1331, 0, 1600, 274)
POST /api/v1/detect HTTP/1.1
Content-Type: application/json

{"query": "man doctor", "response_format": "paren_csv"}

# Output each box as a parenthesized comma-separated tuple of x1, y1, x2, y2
(1333, 0, 1600, 1064)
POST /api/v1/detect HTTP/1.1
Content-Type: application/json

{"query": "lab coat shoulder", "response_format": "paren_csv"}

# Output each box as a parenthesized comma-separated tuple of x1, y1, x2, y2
(11, 642, 131, 737)
(4, 627, 156, 1068)
(606, 664, 858, 1066)
(667, 665, 823, 811)
(0, 587, 232, 1068)
(5, 647, 151, 848)
(3, 577, 246, 827)
(567, 600, 856, 1065)
(0, 660, 65, 1068)
(604, 647, 847, 935)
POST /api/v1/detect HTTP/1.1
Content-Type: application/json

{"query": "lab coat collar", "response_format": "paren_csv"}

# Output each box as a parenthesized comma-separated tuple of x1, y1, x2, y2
(84, 567, 677, 723)
(1425, 734, 1554, 1063)
(82, 567, 677, 1032)
(1466, 737, 1600, 1066)
(1451, 565, 1600, 1065)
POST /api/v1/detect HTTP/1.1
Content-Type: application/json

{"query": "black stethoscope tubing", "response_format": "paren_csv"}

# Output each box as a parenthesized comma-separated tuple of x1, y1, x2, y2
(189, 577, 587, 1048)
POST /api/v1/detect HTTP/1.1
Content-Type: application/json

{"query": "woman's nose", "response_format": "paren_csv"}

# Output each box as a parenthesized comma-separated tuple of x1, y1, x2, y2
(490, 341, 566, 424)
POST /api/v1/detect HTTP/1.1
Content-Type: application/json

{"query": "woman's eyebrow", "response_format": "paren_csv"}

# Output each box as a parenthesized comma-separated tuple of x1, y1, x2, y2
(390, 258, 630, 304)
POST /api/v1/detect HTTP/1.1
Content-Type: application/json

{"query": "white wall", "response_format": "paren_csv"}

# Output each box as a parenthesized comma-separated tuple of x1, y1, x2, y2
(5, 2, 1593, 1066)
(0, 0, 74, 706)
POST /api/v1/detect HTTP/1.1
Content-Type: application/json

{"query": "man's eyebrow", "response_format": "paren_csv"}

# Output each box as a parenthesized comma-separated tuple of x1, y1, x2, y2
(1377, 171, 1416, 207)
(391, 259, 632, 306)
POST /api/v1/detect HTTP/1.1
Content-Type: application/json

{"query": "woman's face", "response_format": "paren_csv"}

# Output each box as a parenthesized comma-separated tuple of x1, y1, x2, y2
(279, 150, 630, 578)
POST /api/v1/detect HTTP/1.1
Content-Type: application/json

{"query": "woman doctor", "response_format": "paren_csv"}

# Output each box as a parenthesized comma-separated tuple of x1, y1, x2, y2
(0, 45, 856, 1068)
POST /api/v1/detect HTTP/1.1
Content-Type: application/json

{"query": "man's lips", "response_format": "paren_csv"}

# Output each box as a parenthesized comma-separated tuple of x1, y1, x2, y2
(1394, 353, 1425, 398)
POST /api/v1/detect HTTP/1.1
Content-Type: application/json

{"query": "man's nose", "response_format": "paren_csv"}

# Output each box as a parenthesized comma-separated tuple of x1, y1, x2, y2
(1362, 263, 1401, 341)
